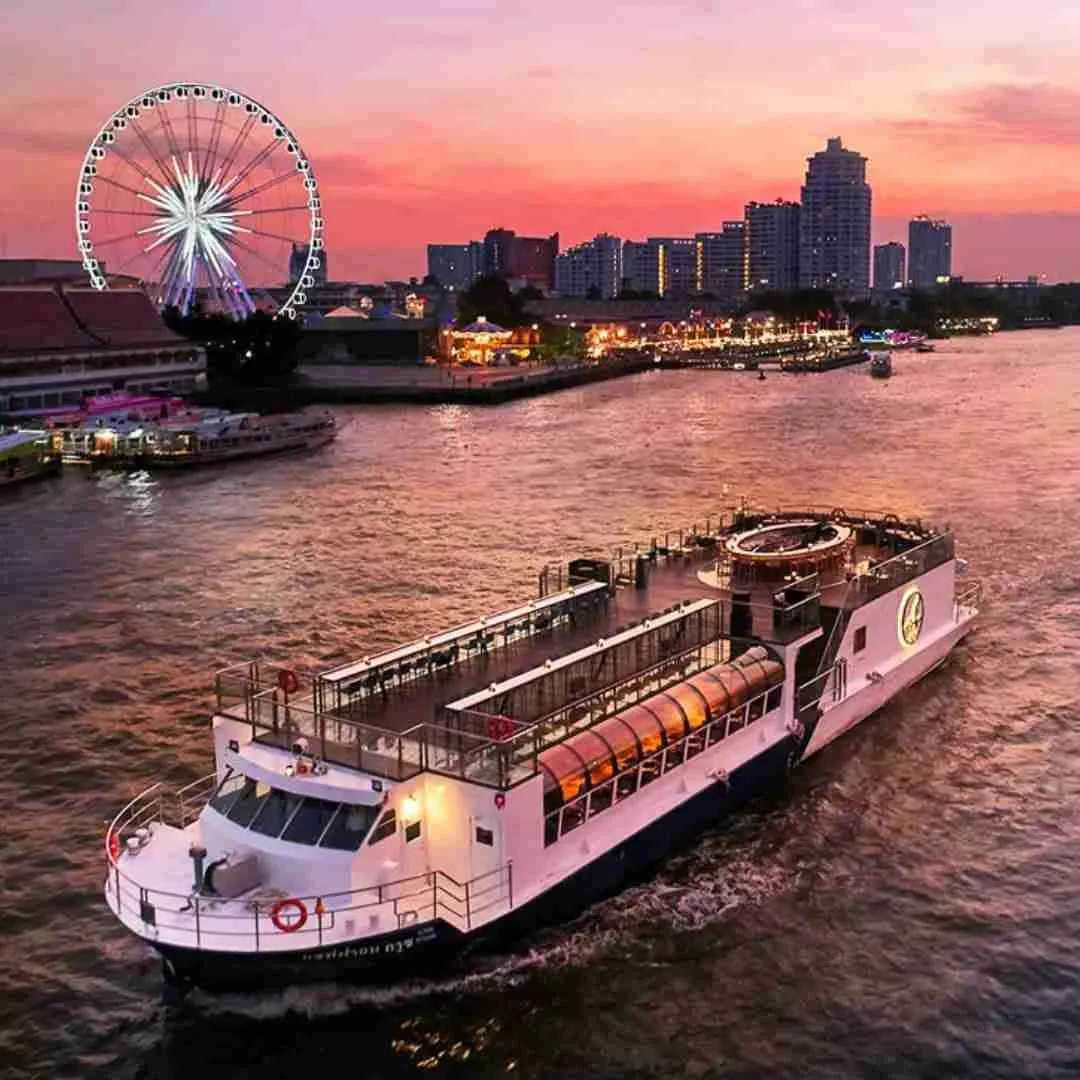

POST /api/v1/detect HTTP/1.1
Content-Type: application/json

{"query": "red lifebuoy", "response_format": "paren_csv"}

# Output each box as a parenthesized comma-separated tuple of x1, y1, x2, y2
(486, 716, 513, 742)
(277, 669, 300, 695)
(107, 832, 120, 863)
(270, 898, 308, 933)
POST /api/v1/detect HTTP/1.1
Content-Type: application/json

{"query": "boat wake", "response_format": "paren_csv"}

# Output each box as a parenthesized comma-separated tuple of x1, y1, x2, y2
(186, 843, 801, 1020)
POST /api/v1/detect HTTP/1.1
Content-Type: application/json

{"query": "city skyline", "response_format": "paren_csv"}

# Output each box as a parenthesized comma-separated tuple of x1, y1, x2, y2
(5, 2, 1080, 283)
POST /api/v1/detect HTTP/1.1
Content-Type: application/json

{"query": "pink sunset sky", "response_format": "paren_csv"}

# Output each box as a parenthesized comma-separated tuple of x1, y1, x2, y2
(5, 0, 1080, 283)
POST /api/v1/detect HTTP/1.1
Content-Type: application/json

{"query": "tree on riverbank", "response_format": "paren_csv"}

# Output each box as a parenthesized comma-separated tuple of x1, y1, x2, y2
(163, 308, 301, 384)
(454, 275, 528, 328)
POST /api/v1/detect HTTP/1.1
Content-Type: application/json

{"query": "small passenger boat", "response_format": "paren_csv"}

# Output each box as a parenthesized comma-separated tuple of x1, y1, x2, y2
(103, 505, 980, 991)
(870, 353, 893, 378)
(144, 410, 336, 468)
(0, 430, 62, 488)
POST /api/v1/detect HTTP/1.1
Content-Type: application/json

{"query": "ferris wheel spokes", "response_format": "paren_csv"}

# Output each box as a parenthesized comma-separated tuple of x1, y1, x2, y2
(76, 82, 321, 319)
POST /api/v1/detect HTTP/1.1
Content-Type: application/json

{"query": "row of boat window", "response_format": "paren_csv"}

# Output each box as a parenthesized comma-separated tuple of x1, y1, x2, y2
(208, 769, 397, 851)
(540, 646, 785, 846)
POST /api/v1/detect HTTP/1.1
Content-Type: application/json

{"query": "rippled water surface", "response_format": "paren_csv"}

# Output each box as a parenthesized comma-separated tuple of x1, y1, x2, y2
(3, 331, 1080, 1079)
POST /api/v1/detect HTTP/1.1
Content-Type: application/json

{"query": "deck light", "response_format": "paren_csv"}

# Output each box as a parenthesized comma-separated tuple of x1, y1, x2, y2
(402, 795, 420, 823)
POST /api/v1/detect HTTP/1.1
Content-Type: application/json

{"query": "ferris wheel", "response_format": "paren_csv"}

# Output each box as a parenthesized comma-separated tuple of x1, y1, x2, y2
(75, 82, 323, 319)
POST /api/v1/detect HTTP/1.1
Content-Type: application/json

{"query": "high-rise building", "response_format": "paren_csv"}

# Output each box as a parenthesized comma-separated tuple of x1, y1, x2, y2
(695, 223, 745, 298)
(427, 242, 483, 290)
(873, 242, 906, 292)
(744, 200, 800, 292)
(554, 234, 623, 298)
(289, 243, 327, 286)
(798, 137, 872, 297)
(622, 240, 663, 295)
(907, 217, 952, 288)
(482, 228, 559, 290)
(622, 238, 696, 297)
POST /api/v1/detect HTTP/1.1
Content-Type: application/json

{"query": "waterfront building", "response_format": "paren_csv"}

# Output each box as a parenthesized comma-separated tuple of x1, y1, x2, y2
(695, 224, 746, 298)
(427, 242, 483, 291)
(654, 238, 697, 297)
(0, 258, 90, 285)
(745, 200, 800, 292)
(554, 234, 623, 299)
(298, 309, 432, 367)
(873, 242, 906, 292)
(908, 216, 952, 289)
(622, 240, 662, 296)
(0, 285, 205, 415)
(623, 238, 697, 298)
(798, 137, 872, 297)
(523, 296, 731, 330)
(482, 228, 559, 290)
(289, 243, 327, 287)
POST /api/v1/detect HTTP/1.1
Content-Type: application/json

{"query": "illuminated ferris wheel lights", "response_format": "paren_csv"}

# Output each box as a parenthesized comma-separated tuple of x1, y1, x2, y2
(75, 82, 321, 320)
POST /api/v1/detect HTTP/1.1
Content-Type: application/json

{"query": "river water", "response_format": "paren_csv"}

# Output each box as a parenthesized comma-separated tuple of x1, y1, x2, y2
(3, 330, 1079, 1079)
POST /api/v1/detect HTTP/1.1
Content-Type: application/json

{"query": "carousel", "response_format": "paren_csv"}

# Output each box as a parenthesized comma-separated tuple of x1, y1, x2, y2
(444, 317, 541, 366)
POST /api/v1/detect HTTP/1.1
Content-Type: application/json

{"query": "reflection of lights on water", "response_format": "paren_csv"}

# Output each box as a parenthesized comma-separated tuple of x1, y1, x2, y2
(392, 1015, 506, 1071)
(434, 404, 467, 432)
(97, 470, 161, 516)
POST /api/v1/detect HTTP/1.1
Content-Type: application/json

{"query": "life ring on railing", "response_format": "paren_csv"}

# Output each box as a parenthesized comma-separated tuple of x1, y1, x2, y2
(107, 832, 120, 863)
(486, 715, 513, 742)
(277, 669, 300, 695)
(270, 897, 308, 933)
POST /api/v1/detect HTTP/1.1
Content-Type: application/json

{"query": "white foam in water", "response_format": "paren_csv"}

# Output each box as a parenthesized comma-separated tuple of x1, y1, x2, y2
(190, 844, 802, 1019)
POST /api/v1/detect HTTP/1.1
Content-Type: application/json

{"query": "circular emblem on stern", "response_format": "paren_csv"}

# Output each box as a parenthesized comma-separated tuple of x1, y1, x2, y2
(898, 586, 925, 647)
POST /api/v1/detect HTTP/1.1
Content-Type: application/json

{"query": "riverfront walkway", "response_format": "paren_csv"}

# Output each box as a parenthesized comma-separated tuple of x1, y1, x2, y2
(297, 355, 653, 405)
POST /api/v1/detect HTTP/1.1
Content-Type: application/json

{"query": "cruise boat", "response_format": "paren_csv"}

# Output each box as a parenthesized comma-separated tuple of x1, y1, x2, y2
(145, 409, 336, 468)
(104, 506, 980, 991)
(60, 408, 336, 468)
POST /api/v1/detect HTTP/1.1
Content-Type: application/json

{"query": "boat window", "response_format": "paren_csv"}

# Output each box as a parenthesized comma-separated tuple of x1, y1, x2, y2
(853, 626, 866, 653)
(564, 730, 616, 787)
(687, 670, 732, 722)
(593, 716, 640, 771)
(475, 825, 494, 846)
(710, 666, 754, 711)
(281, 798, 339, 845)
(642, 691, 687, 743)
(367, 809, 397, 845)
(539, 743, 588, 805)
(320, 802, 379, 851)
(405, 820, 422, 843)
(208, 768, 244, 816)
(248, 788, 304, 838)
(225, 777, 274, 827)
(664, 682, 709, 730)
(617, 704, 665, 757)
(542, 651, 790, 847)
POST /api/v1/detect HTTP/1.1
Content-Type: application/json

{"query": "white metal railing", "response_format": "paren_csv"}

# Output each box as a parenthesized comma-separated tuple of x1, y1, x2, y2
(954, 580, 982, 621)
(542, 680, 783, 846)
(105, 782, 514, 949)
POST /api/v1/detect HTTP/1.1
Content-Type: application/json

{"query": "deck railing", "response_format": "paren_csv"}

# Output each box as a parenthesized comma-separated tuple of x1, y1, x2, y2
(954, 580, 982, 621)
(212, 506, 958, 790)
(105, 783, 514, 950)
(542, 679, 784, 846)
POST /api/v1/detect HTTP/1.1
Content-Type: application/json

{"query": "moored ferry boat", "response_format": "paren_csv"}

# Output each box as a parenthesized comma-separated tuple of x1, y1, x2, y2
(60, 407, 336, 468)
(104, 505, 980, 991)
(0, 429, 62, 487)
(146, 409, 336, 468)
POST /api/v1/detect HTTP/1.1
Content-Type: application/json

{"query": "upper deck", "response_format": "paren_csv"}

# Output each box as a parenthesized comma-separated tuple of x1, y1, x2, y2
(215, 505, 955, 789)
